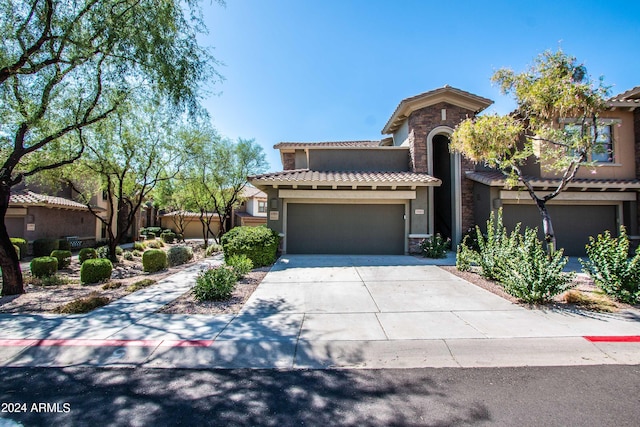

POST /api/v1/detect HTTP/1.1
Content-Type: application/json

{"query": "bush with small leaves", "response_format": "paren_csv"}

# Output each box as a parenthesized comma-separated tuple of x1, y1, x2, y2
(193, 266, 237, 301)
(581, 226, 640, 304)
(167, 245, 193, 267)
(146, 232, 156, 240)
(57, 239, 71, 251)
(50, 250, 72, 269)
(33, 238, 59, 257)
(420, 234, 451, 259)
(227, 254, 253, 278)
(221, 226, 279, 267)
(161, 231, 176, 243)
(132, 249, 143, 257)
(142, 249, 168, 273)
(495, 227, 575, 304)
(123, 251, 134, 261)
(79, 248, 98, 264)
(10, 238, 27, 259)
(30, 256, 58, 278)
(134, 242, 146, 251)
(96, 245, 123, 259)
(80, 258, 113, 284)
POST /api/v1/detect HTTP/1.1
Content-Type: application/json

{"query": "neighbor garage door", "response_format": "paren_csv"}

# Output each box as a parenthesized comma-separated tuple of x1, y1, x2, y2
(503, 204, 617, 255)
(287, 203, 405, 254)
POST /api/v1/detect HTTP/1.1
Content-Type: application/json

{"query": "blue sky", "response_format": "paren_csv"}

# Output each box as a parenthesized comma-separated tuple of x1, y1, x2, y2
(200, 0, 640, 172)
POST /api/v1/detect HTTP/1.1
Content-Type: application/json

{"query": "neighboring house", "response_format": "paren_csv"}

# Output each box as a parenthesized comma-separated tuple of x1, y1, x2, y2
(159, 211, 221, 239)
(6, 189, 104, 249)
(249, 85, 640, 256)
(234, 186, 268, 227)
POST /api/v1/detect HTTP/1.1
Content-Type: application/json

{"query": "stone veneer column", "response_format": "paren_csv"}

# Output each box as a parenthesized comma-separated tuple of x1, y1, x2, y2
(407, 102, 479, 235)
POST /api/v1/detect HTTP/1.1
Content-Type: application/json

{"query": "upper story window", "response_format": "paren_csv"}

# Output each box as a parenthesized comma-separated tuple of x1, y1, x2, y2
(258, 200, 267, 213)
(563, 122, 615, 163)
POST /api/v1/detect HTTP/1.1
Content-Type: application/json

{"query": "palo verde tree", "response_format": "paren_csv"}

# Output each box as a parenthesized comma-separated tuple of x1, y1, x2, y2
(450, 50, 610, 253)
(62, 97, 189, 262)
(0, 0, 219, 295)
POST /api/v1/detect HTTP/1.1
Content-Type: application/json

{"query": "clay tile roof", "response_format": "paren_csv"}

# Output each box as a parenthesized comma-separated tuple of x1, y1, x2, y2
(608, 86, 640, 107)
(9, 190, 96, 210)
(465, 171, 640, 189)
(274, 141, 382, 149)
(249, 169, 441, 186)
(161, 210, 219, 218)
(239, 186, 267, 198)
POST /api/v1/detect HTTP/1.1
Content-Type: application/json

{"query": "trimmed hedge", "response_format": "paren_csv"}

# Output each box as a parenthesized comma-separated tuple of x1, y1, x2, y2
(50, 250, 72, 269)
(31, 256, 58, 278)
(167, 245, 193, 267)
(160, 231, 176, 243)
(57, 239, 71, 251)
(10, 238, 27, 259)
(142, 249, 167, 273)
(221, 226, 279, 267)
(33, 238, 59, 257)
(79, 248, 98, 264)
(80, 258, 113, 284)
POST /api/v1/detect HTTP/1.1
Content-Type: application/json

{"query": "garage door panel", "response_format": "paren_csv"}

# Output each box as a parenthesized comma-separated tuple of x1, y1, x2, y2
(287, 204, 404, 255)
(503, 205, 617, 256)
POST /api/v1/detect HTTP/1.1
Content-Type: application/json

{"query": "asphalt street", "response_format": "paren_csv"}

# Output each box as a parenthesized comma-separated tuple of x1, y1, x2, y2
(0, 365, 639, 426)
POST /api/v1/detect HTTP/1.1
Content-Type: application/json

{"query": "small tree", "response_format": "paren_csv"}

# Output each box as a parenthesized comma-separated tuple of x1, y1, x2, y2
(451, 50, 609, 253)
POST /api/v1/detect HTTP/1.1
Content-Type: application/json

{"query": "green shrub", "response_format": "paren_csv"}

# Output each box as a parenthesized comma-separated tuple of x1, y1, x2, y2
(50, 250, 72, 269)
(167, 245, 193, 267)
(39, 274, 72, 287)
(79, 248, 98, 264)
(193, 266, 237, 301)
(457, 209, 521, 280)
(10, 238, 27, 259)
(132, 249, 143, 257)
(420, 234, 451, 258)
(33, 238, 59, 257)
(227, 254, 253, 278)
(30, 256, 58, 278)
(123, 250, 134, 261)
(134, 242, 146, 251)
(57, 239, 71, 251)
(581, 226, 640, 304)
(142, 249, 167, 273)
(160, 231, 176, 243)
(80, 258, 113, 284)
(176, 233, 184, 242)
(206, 243, 222, 257)
(147, 226, 163, 235)
(146, 232, 156, 240)
(221, 226, 279, 267)
(495, 227, 575, 304)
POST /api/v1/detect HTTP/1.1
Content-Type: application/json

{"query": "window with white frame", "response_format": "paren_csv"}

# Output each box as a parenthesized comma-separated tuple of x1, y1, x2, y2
(258, 200, 267, 213)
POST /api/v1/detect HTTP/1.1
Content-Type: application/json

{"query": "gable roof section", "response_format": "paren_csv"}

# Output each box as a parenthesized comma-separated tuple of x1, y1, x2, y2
(274, 141, 382, 150)
(382, 85, 494, 135)
(9, 190, 100, 211)
(609, 86, 640, 109)
(249, 169, 441, 188)
(240, 185, 267, 199)
(466, 171, 640, 191)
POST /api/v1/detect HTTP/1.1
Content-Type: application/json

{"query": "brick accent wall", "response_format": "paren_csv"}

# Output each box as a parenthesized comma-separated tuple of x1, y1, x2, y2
(406, 102, 479, 235)
(282, 152, 295, 170)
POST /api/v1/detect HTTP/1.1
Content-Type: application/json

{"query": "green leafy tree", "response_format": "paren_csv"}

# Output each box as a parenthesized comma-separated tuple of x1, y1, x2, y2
(64, 98, 190, 262)
(451, 50, 609, 253)
(0, 0, 219, 295)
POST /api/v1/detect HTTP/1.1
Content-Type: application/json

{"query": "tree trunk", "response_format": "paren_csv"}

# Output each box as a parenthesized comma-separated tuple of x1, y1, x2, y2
(0, 184, 24, 295)
(535, 198, 556, 255)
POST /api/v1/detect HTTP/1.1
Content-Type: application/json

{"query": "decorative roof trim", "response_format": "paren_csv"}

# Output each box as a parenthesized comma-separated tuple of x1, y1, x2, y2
(274, 141, 382, 150)
(9, 190, 103, 212)
(382, 86, 493, 135)
(466, 171, 640, 190)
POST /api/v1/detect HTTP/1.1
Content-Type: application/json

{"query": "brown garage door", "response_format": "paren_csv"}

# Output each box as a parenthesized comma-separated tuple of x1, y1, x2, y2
(287, 203, 405, 254)
(503, 204, 617, 255)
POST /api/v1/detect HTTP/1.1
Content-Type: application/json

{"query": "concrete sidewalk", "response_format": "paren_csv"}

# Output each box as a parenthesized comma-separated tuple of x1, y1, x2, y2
(1, 254, 639, 369)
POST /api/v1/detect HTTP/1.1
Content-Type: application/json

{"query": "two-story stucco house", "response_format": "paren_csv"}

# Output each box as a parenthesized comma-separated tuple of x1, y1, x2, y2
(249, 85, 640, 256)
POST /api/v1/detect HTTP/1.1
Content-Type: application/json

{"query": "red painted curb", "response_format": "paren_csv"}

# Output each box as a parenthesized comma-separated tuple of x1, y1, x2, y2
(0, 339, 214, 347)
(584, 336, 640, 343)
